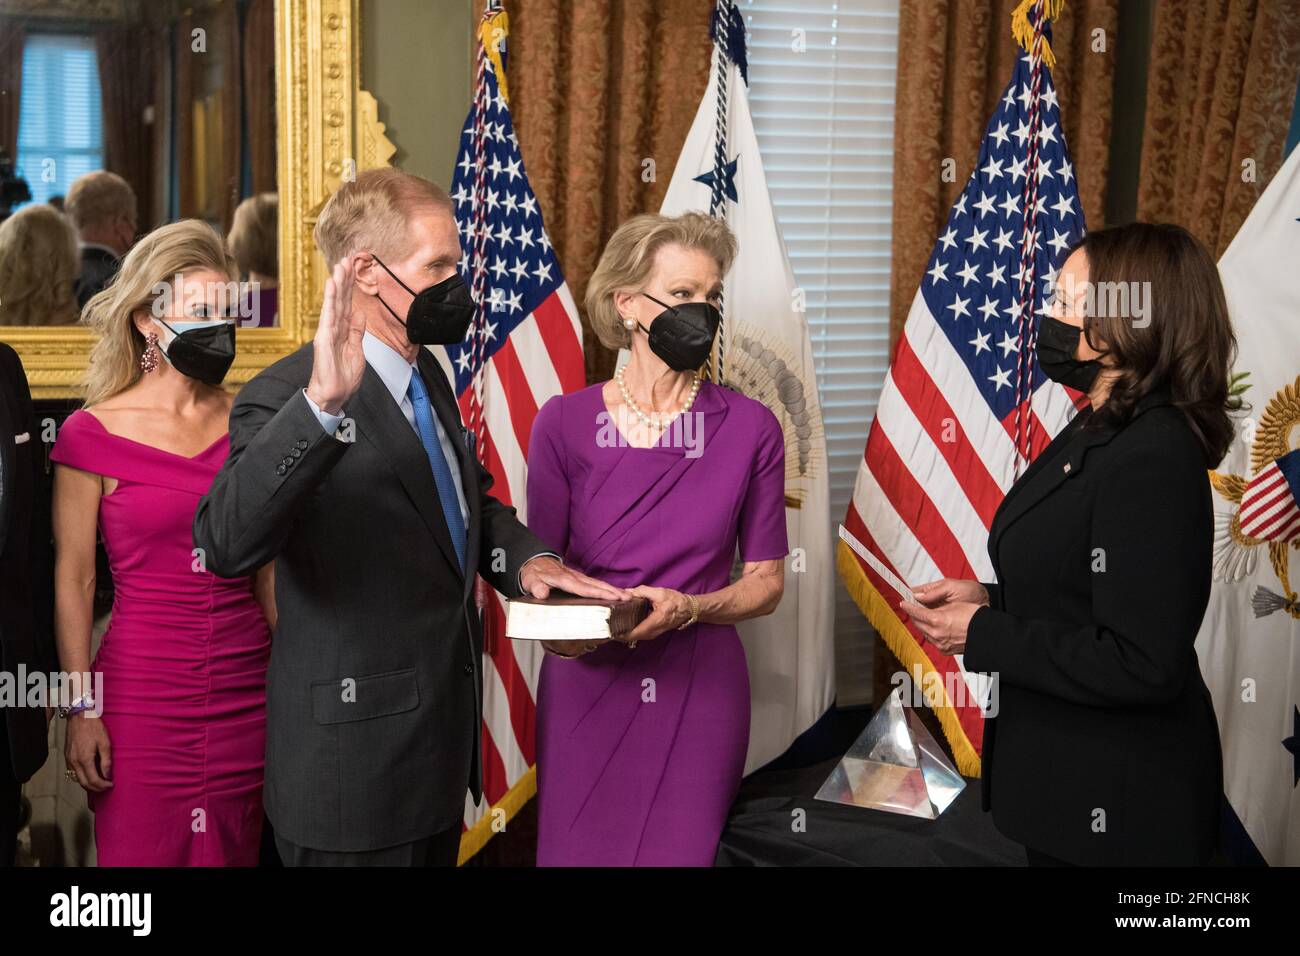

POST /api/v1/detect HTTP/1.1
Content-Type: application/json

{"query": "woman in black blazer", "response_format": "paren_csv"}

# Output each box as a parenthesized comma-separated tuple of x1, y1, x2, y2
(901, 222, 1238, 866)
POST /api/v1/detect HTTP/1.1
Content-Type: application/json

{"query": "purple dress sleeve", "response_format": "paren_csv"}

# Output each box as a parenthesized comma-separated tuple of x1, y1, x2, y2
(737, 403, 789, 562)
(525, 394, 572, 556)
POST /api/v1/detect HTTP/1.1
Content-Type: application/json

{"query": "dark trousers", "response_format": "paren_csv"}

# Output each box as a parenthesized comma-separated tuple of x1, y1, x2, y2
(0, 723, 18, 866)
(275, 822, 462, 867)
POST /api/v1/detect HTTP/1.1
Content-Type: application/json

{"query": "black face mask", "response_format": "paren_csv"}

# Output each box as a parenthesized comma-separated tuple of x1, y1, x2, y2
(157, 319, 236, 386)
(373, 256, 475, 345)
(1036, 315, 1106, 392)
(636, 293, 721, 372)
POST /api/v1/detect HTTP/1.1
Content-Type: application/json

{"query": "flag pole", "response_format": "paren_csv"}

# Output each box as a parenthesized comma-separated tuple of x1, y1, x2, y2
(1008, 0, 1066, 478)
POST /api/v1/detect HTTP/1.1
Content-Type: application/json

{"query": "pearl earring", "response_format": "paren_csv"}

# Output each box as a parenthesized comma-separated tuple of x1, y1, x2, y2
(623, 316, 636, 330)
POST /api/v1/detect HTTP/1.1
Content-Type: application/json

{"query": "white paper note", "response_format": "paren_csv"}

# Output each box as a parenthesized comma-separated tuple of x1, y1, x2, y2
(838, 524, 916, 604)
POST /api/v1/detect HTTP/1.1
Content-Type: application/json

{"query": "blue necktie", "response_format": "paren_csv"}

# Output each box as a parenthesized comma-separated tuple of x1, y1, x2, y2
(406, 372, 467, 572)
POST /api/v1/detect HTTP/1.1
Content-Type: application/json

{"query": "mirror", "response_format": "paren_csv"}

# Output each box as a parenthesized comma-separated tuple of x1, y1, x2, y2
(0, 0, 394, 397)
(0, 0, 279, 333)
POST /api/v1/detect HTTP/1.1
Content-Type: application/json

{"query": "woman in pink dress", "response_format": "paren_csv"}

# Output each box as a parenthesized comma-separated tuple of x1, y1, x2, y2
(52, 220, 272, 866)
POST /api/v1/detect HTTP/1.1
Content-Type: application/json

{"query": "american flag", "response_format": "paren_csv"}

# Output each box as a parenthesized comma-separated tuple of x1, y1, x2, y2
(438, 4, 585, 858)
(1238, 449, 1300, 542)
(838, 8, 1086, 775)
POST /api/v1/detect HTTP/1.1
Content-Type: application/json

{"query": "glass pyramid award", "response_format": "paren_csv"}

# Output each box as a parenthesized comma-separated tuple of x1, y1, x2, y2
(814, 687, 965, 819)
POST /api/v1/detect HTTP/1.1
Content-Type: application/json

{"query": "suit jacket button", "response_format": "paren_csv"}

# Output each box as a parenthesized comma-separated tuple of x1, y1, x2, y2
(291, 447, 302, 459)
(296, 439, 308, 449)
(463, 663, 473, 676)
(276, 464, 287, 475)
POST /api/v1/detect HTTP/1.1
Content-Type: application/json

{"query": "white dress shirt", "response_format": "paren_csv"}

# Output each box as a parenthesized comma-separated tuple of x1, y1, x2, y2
(305, 331, 469, 525)
(303, 333, 557, 588)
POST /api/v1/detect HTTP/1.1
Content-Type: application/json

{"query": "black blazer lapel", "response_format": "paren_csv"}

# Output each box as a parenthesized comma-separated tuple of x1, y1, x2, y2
(355, 363, 465, 581)
(989, 411, 1111, 555)
(0, 373, 14, 559)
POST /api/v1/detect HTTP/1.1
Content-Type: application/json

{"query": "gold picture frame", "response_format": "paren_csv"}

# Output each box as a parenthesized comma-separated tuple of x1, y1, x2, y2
(7, 0, 395, 397)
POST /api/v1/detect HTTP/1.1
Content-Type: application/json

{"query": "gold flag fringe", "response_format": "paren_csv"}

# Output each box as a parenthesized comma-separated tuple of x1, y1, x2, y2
(1011, 0, 1066, 70)
(836, 539, 983, 778)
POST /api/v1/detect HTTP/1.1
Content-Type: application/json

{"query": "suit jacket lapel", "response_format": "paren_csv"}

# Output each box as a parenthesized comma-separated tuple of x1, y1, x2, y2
(417, 348, 480, 597)
(355, 362, 465, 581)
(989, 410, 1112, 556)
(0, 375, 14, 558)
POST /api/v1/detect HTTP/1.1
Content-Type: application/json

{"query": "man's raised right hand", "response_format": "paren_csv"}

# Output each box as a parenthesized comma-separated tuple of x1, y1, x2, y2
(305, 259, 365, 415)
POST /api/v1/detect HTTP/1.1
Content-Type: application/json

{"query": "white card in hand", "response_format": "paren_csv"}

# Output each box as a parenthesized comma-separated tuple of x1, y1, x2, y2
(838, 524, 916, 604)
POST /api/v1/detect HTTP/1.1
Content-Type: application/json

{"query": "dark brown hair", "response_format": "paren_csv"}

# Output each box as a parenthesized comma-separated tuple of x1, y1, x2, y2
(1068, 222, 1240, 465)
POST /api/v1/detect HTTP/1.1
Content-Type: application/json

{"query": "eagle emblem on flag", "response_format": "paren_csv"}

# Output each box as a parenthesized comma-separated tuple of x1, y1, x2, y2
(1210, 375, 1300, 620)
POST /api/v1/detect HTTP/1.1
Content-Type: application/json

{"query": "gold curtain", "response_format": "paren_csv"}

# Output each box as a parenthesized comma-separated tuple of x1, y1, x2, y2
(1136, 0, 1300, 258)
(506, 0, 715, 384)
(887, 0, 1118, 343)
(217, 0, 242, 232)
(175, 11, 195, 219)
(0, 21, 23, 165)
(242, 0, 276, 196)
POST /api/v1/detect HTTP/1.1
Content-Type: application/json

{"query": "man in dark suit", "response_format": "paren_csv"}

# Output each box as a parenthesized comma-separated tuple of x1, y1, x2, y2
(65, 171, 137, 307)
(193, 168, 627, 866)
(0, 342, 56, 865)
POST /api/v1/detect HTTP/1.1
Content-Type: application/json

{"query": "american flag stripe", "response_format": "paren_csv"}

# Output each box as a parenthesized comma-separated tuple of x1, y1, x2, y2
(490, 339, 541, 455)
(874, 384, 997, 575)
(532, 293, 586, 389)
(839, 6, 1084, 774)
(891, 337, 1005, 527)
(903, 323, 1017, 496)
(450, 6, 584, 855)
(865, 425, 979, 581)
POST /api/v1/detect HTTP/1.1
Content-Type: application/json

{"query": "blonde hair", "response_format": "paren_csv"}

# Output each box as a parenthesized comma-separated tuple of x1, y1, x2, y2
(65, 170, 137, 233)
(0, 204, 80, 326)
(228, 192, 278, 278)
(585, 212, 738, 350)
(82, 220, 236, 406)
(313, 167, 452, 268)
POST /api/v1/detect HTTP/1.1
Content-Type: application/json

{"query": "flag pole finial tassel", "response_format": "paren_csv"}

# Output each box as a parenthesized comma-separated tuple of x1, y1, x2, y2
(478, 8, 510, 103)
(1011, 0, 1066, 70)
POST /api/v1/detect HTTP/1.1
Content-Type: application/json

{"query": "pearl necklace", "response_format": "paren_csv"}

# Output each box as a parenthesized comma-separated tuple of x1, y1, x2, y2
(615, 365, 700, 431)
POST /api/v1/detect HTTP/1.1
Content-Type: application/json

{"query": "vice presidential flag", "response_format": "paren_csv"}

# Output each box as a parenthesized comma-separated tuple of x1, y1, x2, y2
(648, 1, 837, 773)
(839, 6, 1085, 775)
(442, 4, 586, 860)
(1201, 144, 1300, 865)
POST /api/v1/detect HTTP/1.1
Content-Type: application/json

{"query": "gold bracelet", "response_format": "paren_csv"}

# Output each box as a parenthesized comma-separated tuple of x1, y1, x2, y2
(676, 593, 700, 630)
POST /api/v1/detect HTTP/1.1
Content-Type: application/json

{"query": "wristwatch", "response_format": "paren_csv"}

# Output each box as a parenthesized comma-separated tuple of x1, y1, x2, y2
(58, 694, 96, 719)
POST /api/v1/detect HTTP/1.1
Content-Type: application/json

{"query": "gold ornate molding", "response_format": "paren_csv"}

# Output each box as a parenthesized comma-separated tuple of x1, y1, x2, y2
(7, 0, 396, 397)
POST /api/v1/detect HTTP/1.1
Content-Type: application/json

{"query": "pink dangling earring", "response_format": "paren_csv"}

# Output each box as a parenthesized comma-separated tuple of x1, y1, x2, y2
(140, 332, 160, 373)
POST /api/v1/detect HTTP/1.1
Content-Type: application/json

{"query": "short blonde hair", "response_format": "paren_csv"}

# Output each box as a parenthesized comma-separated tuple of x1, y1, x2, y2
(81, 220, 236, 406)
(585, 212, 737, 350)
(313, 168, 453, 268)
(65, 170, 137, 233)
(228, 192, 278, 278)
(0, 204, 80, 326)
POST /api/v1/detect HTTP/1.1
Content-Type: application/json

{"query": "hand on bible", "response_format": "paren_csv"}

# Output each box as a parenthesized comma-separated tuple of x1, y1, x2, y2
(519, 555, 631, 602)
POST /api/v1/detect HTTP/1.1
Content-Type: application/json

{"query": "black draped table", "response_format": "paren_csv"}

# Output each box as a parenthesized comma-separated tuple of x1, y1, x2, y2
(715, 755, 1027, 866)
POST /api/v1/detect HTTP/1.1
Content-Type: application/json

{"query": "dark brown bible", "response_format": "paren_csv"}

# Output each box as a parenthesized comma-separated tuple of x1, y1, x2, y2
(504, 590, 650, 641)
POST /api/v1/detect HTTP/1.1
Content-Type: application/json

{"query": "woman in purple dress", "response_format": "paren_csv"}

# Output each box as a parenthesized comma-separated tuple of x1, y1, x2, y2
(527, 212, 789, 866)
(52, 221, 272, 865)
